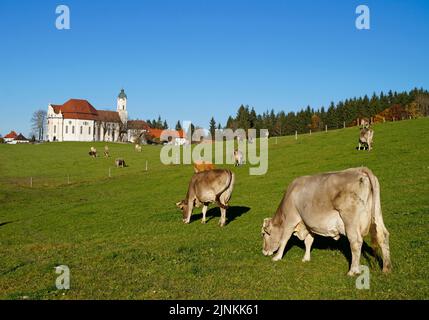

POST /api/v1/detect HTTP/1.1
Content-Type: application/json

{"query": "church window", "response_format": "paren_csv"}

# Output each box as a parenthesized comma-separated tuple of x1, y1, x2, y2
(88, 127, 91, 135)
(54, 125, 56, 134)
(80, 126, 83, 134)
(72, 126, 75, 134)
(65, 126, 68, 134)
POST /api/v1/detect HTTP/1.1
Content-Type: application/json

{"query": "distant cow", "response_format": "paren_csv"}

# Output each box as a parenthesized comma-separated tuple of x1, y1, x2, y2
(135, 144, 142, 152)
(261, 167, 391, 276)
(233, 150, 244, 167)
(176, 169, 235, 227)
(358, 128, 374, 151)
(104, 145, 110, 157)
(193, 160, 216, 173)
(115, 158, 126, 168)
(89, 147, 97, 158)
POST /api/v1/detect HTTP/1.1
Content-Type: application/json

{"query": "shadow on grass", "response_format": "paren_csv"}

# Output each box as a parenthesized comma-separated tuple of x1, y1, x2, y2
(285, 235, 383, 270)
(0, 221, 15, 228)
(191, 206, 251, 225)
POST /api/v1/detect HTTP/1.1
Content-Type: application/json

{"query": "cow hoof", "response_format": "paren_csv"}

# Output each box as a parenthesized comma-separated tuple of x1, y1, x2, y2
(347, 270, 361, 276)
(302, 257, 310, 263)
(201, 220, 206, 224)
(272, 255, 282, 262)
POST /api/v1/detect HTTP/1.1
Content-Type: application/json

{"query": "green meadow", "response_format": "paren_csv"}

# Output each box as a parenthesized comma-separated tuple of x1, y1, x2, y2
(0, 118, 428, 300)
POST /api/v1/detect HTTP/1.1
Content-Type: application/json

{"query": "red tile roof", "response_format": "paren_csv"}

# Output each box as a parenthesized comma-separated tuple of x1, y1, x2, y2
(127, 120, 150, 130)
(149, 129, 186, 140)
(4, 131, 18, 139)
(97, 110, 121, 123)
(51, 99, 121, 122)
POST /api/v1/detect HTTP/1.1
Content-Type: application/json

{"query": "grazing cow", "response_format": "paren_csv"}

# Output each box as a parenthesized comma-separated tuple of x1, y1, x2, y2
(233, 150, 244, 167)
(115, 158, 126, 168)
(135, 144, 142, 152)
(261, 167, 391, 276)
(176, 169, 235, 227)
(193, 160, 216, 173)
(89, 147, 97, 158)
(104, 145, 110, 158)
(358, 128, 374, 151)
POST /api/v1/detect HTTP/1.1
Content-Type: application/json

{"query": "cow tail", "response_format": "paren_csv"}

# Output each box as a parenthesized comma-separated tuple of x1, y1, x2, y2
(361, 168, 391, 271)
(218, 170, 234, 209)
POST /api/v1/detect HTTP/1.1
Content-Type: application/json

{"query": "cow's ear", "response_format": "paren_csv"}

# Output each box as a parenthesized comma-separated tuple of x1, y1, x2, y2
(263, 218, 271, 228)
(263, 218, 272, 234)
(175, 201, 183, 209)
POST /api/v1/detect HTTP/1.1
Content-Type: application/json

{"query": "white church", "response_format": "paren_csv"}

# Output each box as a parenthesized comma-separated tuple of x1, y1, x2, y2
(46, 89, 149, 143)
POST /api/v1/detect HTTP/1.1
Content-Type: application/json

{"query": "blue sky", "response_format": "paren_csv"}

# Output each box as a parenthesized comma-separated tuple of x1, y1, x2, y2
(0, 0, 428, 136)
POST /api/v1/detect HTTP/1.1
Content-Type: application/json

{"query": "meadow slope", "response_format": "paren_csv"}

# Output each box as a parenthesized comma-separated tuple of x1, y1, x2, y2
(0, 118, 428, 299)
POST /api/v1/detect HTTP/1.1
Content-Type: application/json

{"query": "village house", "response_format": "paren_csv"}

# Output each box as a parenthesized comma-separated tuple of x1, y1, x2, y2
(3, 131, 29, 144)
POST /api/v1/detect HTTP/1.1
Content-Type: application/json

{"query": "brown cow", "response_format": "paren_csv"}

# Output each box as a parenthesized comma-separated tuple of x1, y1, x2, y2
(261, 167, 391, 276)
(176, 169, 235, 226)
(193, 160, 216, 173)
(358, 128, 374, 151)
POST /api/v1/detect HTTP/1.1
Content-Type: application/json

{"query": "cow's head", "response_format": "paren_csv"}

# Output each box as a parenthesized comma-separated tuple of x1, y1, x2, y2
(261, 218, 282, 256)
(175, 200, 189, 222)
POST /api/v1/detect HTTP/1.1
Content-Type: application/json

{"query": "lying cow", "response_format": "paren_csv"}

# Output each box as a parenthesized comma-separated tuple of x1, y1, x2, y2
(176, 169, 235, 227)
(261, 167, 391, 276)
(193, 160, 216, 173)
(233, 150, 244, 167)
(115, 158, 126, 168)
(358, 128, 374, 151)
(89, 147, 97, 158)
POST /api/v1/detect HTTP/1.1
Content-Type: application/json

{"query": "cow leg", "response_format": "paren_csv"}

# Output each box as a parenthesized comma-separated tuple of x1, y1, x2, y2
(302, 233, 314, 262)
(272, 226, 295, 262)
(371, 221, 392, 273)
(345, 227, 363, 276)
(201, 205, 208, 224)
(219, 207, 227, 227)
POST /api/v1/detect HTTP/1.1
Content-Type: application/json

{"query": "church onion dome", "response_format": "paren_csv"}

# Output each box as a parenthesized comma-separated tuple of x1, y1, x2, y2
(118, 89, 127, 99)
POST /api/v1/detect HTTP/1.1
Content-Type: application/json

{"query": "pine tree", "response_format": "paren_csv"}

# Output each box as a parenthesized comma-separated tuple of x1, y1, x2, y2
(209, 117, 216, 140)
(175, 121, 182, 131)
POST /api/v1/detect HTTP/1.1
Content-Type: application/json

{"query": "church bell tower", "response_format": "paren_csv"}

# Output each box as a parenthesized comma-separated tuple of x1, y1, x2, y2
(117, 88, 128, 124)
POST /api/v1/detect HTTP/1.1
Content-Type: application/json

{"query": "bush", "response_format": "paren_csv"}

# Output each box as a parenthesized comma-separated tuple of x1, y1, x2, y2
(0, 137, 4, 144)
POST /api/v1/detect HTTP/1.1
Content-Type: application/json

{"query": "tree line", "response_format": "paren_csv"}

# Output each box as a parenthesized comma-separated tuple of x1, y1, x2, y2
(217, 88, 429, 137)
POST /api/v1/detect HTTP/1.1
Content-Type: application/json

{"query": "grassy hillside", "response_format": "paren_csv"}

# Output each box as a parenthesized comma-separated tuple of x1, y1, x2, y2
(0, 118, 428, 300)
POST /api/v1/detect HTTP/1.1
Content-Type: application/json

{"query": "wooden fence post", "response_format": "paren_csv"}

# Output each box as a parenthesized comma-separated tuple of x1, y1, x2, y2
(325, 125, 328, 133)
(295, 131, 298, 140)
(30, 177, 33, 188)
(145, 160, 148, 171)
(109, 168, 111, 178)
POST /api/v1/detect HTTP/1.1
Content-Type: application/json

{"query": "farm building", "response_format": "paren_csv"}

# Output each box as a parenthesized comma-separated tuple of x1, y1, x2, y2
(3, 131, 29, 144)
